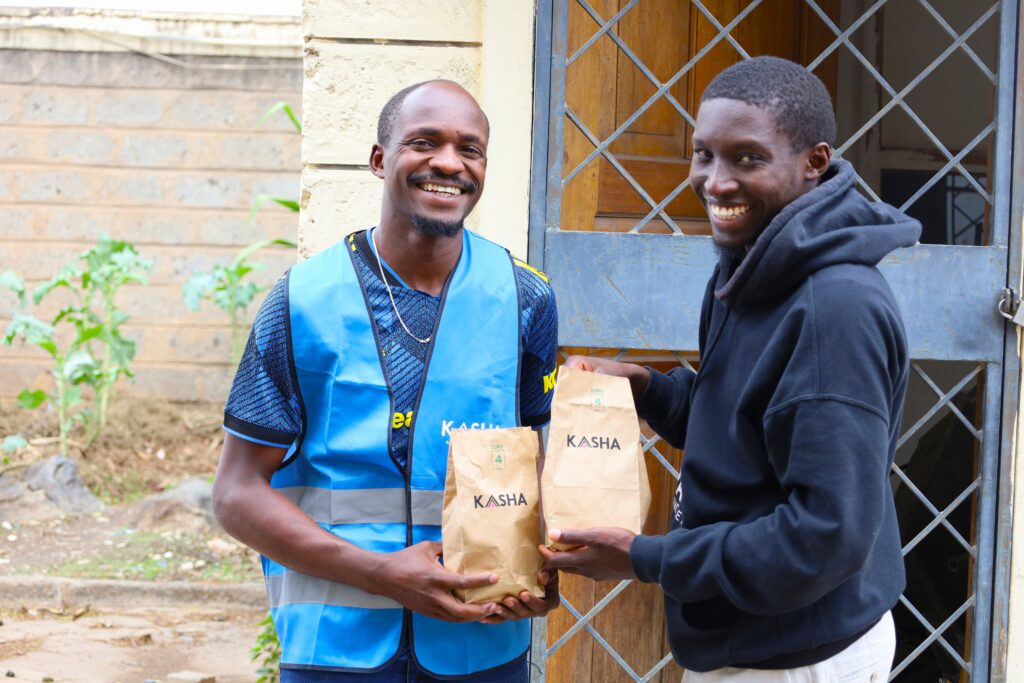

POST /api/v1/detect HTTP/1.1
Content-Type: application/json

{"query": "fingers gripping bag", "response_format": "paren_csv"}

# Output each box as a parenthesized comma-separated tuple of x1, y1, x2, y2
(442, 426, 545, 604)
(542, 365, 652, 550)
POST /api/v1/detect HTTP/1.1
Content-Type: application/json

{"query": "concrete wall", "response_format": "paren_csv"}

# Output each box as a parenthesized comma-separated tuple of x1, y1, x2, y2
(0, 9, 302, 402)
(299, 0, 536, 259)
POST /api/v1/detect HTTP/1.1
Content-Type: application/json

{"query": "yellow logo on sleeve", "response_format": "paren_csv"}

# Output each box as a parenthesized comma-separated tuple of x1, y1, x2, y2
(542, 368, 557, 394)
(392, 411, 413, 429)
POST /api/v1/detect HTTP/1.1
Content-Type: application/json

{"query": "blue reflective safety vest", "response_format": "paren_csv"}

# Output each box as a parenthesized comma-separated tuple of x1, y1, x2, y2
(264, 229, 529, 675)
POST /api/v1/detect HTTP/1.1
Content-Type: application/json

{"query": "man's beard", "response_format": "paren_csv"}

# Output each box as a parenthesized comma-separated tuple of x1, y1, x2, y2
(412, 214, 464, 238)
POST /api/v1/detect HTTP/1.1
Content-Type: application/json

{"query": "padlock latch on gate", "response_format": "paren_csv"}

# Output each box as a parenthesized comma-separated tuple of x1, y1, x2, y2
(998, 288, 1024, 327)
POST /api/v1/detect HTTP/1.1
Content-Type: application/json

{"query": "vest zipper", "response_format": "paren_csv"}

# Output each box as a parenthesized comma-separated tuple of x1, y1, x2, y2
(401, 237, 460, 658)
(346, 233, 418, 657)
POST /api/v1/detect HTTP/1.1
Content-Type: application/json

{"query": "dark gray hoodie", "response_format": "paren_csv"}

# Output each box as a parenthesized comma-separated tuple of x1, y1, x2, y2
(632, 160, 921, 671)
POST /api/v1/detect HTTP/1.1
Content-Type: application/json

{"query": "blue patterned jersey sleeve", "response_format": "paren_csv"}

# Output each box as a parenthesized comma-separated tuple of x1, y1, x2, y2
(223, 273, 303, 448)
(516, 262, 558, 427)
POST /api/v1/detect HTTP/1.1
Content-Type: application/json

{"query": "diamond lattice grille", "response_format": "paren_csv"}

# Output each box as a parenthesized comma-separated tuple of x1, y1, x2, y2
(540, 0, 1007, 679)
(542, 355, 986, 682)
(555, 0, 1000, 243)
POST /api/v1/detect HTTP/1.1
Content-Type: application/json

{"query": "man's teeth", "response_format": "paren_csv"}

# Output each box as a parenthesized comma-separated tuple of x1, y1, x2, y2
(710, 204, 750, 219)
(420, 183, 462, 196)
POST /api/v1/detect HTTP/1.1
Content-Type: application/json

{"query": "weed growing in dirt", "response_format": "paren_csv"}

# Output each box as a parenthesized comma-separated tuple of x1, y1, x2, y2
(1, 236, 151, 455)
(252, 613, 282, 683)
(90, 469, 151, 506)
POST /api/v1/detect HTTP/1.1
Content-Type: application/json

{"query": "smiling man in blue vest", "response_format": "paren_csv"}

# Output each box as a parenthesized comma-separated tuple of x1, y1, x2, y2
(212, 80, 559, 682)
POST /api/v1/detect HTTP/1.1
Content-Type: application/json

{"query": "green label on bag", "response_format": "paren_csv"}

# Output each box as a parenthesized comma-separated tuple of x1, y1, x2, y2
(491, 443, 506, 470)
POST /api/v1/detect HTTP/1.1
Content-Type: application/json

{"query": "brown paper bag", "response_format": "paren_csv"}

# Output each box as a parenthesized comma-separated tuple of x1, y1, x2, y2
(542, 365, 652, 550)
(442, 426, 545, 604)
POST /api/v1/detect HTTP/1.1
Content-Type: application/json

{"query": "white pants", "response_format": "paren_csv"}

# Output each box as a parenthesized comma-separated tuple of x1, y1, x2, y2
(682, 611, 896, 683)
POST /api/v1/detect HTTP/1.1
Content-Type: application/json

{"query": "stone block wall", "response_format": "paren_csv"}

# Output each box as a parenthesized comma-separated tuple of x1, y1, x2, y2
(0, 16, 303, 403)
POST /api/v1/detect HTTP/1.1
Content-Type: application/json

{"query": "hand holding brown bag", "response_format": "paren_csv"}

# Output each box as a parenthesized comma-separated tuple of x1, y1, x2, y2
(542, 366, 652, 550)
(441, 426, 545, 605)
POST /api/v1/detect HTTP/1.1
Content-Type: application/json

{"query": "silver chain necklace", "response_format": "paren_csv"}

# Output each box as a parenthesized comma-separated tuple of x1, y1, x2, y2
(370, 228, 431, 344)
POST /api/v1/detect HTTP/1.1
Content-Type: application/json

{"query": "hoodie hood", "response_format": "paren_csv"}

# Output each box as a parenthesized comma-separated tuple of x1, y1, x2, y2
(714, 160, 921, 307)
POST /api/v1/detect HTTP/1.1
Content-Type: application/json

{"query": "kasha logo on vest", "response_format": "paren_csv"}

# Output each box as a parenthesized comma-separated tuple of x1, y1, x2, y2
(441, 420, 501, 438)
(473, 492, 529, 509)
(566, 434, 621, 449)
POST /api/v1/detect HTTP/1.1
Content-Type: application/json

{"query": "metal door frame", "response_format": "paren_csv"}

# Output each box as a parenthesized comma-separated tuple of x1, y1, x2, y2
(993, 4, 1024, 681)
(527, 1, 1022, 679)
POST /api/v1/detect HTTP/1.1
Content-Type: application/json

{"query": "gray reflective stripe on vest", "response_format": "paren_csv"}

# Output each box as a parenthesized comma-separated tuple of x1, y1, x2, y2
(266, 572, 401, 610)
(277, 486, 443, 526)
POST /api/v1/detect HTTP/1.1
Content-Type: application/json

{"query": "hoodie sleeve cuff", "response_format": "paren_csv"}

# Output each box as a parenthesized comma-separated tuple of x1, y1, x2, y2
(636, 367, 675, 424)
(630, 533, 665, 584)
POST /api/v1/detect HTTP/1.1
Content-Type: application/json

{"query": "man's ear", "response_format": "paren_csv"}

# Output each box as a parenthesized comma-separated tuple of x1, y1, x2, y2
(369, 143, 386, 179)
(805, 142, 832, 180)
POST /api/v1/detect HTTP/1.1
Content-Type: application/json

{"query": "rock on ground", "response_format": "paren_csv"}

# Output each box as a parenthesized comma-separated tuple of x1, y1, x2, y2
(131, 477, 218, 532)
(0, 455, 103, 522)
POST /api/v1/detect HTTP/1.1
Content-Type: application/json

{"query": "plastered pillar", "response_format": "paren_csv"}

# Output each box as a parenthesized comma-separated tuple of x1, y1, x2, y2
(299, 0, 537, 259)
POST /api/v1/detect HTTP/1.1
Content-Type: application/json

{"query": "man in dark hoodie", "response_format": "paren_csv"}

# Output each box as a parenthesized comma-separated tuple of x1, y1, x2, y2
(539, 57, 921, 680)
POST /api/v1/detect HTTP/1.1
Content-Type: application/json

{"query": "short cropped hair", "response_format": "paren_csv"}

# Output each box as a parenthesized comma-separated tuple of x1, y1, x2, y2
(376, 79, 489, 147)
(701, 56, 836, 151)
(377, 81, 432, 147)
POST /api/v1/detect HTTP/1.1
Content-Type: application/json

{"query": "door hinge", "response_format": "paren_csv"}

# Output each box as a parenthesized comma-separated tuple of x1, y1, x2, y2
(998, 287, 1024, 327)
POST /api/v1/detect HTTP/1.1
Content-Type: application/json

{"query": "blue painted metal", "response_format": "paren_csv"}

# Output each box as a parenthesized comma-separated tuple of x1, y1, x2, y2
(878, 246, 1006, 362)
(528, 0, 554, 268)
(528, 4, 555, 678)
(547, 230, 1008, 362)
(970, 361, 1002, 682)
(992, 0, 1018, 248)
(992, 0, 1021, 678)
(805, 0, 993, 202)
(916, 0, 997, 83)
(546, 231, 713, 351)
(544, 0, 568, 233)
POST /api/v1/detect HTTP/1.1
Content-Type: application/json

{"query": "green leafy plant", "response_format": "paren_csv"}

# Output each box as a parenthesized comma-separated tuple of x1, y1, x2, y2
(261, 101, 301, 133)
(183, 238, 296, 365)
(251, 613, 282, 683)
(1, 236, 151, 454)
(78, 237, 152, 440)
(183, 101, 300, 366)
(0, 269, 24, 305)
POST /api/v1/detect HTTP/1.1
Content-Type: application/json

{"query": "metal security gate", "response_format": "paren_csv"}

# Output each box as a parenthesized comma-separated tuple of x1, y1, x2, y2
(527, 1, 1021, 681)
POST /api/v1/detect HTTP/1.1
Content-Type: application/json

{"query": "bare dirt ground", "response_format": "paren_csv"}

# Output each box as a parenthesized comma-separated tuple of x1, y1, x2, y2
(0, 398, 268, 681)
(0, 606, 263, 682)
(0, 398, 260, 581)
(0, 397, 225, 505)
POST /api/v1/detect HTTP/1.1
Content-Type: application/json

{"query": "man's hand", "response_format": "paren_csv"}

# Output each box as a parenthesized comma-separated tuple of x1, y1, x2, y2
(563, 356, 650, 403)
(375, 541, 500, 622)
(538, 527, 638, 582)
(479, 570, 561, 625)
